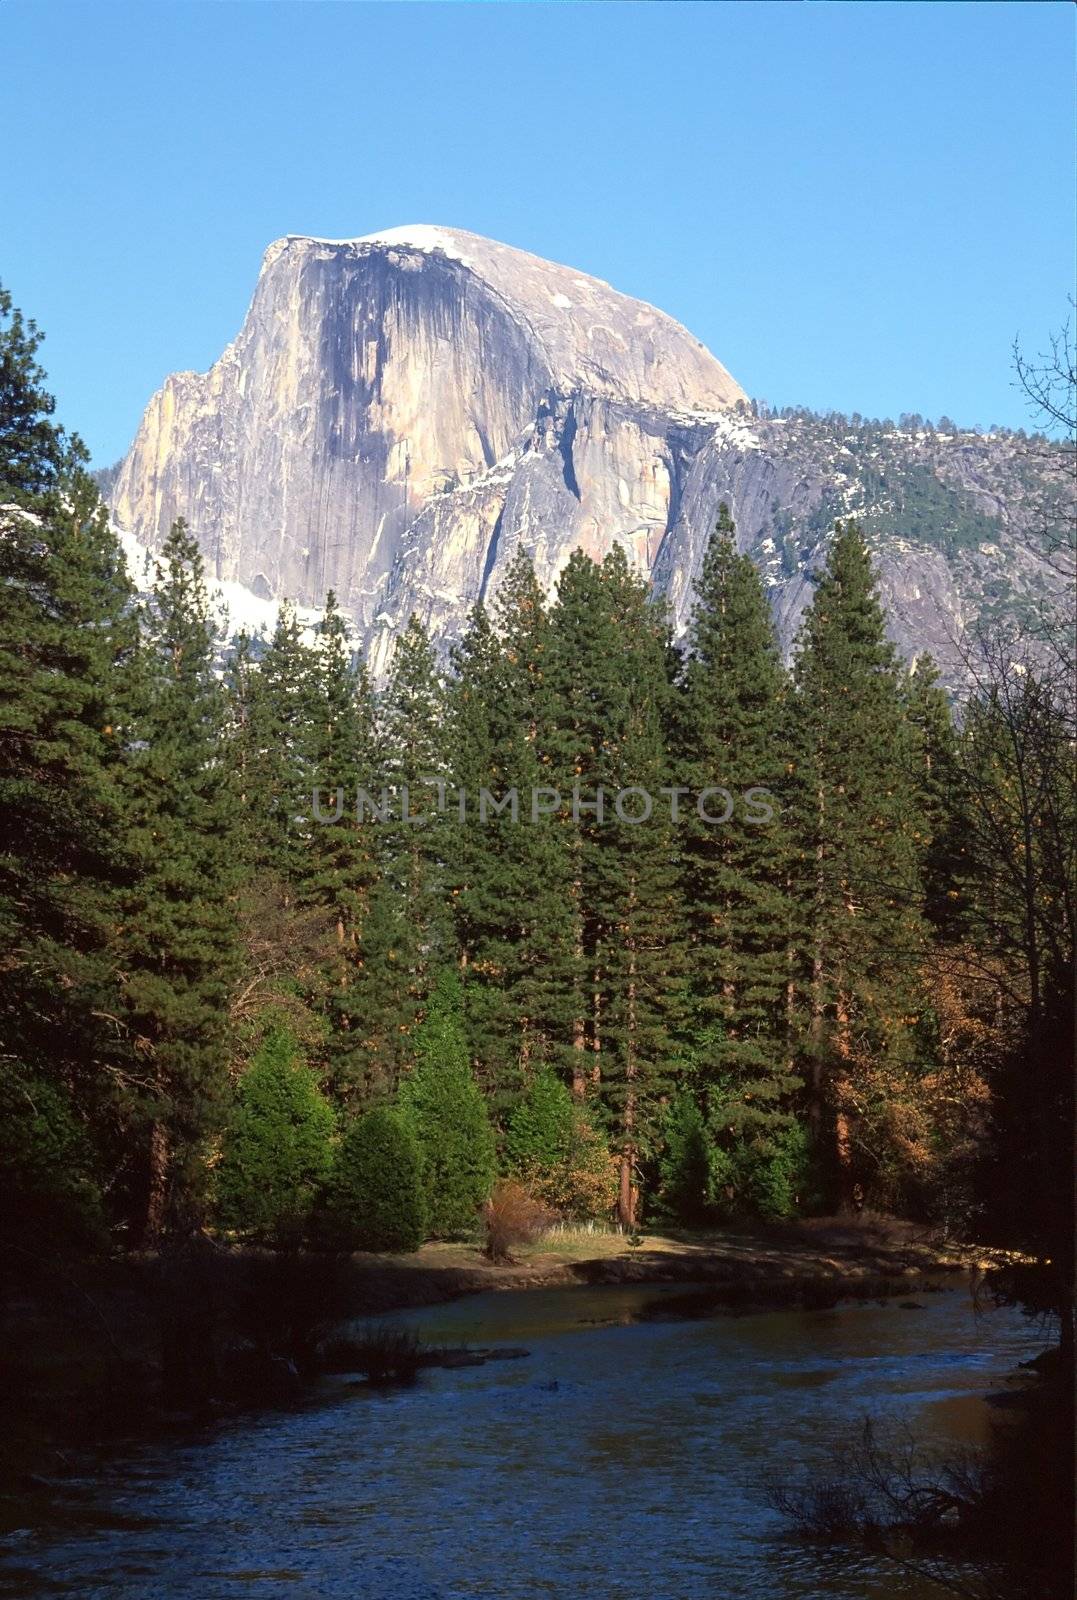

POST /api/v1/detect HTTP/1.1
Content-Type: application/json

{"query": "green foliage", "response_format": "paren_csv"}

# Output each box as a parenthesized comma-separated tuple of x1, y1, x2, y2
(739, 1121, 815, 1220)
(676, 505, 798, 1165)
(0, 287, 138, 1242)
(445, 577, 572, 1102)
(1, 285, 1066, 1284)
(0, 1069, 106, 1250)
(230, 601, 320, 880)
(216, 1029, 335, 1241)
(505, 1070, 576, 1173)
(354, 616, 449, 1093)
(320, 1106, 426, 1253)
(791, 521, 931, 1205)
(0, 280, 86, 501)
(547, 546, 684, 1224)
(120, 520, 242, 1237)
(656, 1094, 713, 1225)
(399, 968, 496, 1235)
(505, 1070, 617, 1219)
(861, 459, 1000, 556)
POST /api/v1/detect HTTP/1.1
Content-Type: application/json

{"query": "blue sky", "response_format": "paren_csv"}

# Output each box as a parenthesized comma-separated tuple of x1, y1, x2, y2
(3, 1, 1073, 465)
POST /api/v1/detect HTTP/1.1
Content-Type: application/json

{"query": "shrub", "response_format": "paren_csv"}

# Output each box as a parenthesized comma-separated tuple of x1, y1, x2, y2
(320, 1106, 426, 1252)
(541, 1113, 619, 1220)
(742, 1120, 815, 1220)
(506, 1071, 618, 1220)
(0, 1069, 106, 1253)
(656, 1093, 714, 1224)
(216, 1028, 335, 1241)
(505, 1070, 575, 1171)
(483, 1179, 553, 1262)
(399, 969, 496, 1235)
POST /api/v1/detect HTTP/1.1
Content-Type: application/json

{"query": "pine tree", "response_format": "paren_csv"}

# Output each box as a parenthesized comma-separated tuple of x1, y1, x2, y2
(445, 570, 573, 1105)
(791, 520, 928, 1206)
(505, 1069, 576, 1174)
(121, 520, 242, 1239)
(492, 555, 577, 1080)
(301, 593, 384, 1101)
(398, 968, 496, 1235)
(445, 600, 517, 1083)
(656, 1094, 713, 1225)
(0, 287, 138, 1246)
(359, 615, 449, 1088)
(320, 1106, 426, 1252)
(675, 504, 798, 1207)
(903, 654, 964, 933)
(547, 546, 684, 1224)
(235, 601, 320, 882)
(0, 282, 83, 502)
(505, 1067, 617, 1220)
(216, 1028, 335, 1241)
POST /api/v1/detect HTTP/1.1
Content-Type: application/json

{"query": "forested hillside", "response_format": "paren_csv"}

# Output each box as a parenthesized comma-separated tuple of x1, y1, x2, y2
(2, 286, 1073, 1310)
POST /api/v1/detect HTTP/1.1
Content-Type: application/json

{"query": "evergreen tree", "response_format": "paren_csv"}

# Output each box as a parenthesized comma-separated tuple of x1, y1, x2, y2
(505, 1069, 576, 1173)
(301, 593, 384, 1100)
(791, 521, 929, 1206)
(675, 504, 798, 1207)
(121, 520, 242, 1239)
(445, 600, 517, 1085)
(216, 1028, 335, 1241)
(320, 1106, 426, 1252)
(655, 1093, 713, 1225)
(547, 546, 684, 1223)
(0, 288, 138, 1247)
(398, 968, 496, 1235)
(360, 615, 449, 1088)
(234, 601, 320, 882)
(504, 1068, 616, 1220)
(446, 568, 573, 1103)
(0, 282, 83, 501)
(903, 654, 964, 933)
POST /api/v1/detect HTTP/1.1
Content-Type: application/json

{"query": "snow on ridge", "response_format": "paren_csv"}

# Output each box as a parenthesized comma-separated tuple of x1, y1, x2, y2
(114, 526, 328, 645)
(356, 224, 466, 259)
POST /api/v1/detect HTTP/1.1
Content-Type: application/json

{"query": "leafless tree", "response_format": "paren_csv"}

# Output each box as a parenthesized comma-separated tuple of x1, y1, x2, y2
(1009, 307, 1076, 667)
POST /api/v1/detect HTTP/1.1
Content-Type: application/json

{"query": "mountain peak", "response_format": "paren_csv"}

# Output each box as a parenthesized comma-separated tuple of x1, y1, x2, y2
(258, 226, 747, 415)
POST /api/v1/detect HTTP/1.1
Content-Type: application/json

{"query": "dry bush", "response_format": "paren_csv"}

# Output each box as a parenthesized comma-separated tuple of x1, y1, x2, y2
(483, 1180, 554, 1263)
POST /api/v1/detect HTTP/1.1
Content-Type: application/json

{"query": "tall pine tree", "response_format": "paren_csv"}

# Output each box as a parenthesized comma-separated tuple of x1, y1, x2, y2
(0, 287, 138, 1246)
(675, 504, 798, 1209)
(121, 521, 241, 1239)
(791, 521, 928, 1207)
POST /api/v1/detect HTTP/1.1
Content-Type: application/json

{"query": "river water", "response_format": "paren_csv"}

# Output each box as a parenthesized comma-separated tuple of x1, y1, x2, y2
(0, 1282, 1039, 1599)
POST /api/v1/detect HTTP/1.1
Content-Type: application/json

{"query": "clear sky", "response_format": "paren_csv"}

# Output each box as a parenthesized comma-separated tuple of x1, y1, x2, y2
(3, 1, 1073, 465)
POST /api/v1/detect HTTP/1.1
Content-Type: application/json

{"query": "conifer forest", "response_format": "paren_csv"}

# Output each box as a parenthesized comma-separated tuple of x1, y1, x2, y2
(1, 6, 1074, 1593)
(1, 271, 1074, 1598)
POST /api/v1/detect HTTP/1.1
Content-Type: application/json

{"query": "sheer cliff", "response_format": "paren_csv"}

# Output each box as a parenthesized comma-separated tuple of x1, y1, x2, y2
(109, 227, 1067, 682)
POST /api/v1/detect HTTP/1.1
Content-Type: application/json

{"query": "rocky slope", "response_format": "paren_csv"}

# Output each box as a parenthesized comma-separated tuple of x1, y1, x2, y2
(108, 227, 1068, 684)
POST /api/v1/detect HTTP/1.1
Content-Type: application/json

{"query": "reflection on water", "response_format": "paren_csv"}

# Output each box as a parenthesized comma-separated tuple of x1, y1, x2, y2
(0, 1284, 1039, 1599)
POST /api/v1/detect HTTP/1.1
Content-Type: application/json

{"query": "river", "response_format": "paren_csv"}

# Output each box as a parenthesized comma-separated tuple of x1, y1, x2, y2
(0, 1282, 1039, 1599)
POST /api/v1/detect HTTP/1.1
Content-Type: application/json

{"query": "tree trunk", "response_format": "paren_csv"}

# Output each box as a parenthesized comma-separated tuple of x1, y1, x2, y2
(617, 1147, 637, 1229)
(618, 924, 638, 1229)
(144, 1120, 170, 1244)
(833, 991, 857, 1212)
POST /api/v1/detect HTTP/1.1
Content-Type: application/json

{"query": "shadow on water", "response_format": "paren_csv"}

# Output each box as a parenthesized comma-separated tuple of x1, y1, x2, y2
(0, 1284, 1043, 1600)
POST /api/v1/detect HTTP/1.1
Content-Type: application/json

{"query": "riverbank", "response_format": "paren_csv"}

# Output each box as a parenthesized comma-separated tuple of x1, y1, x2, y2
(0, 1216, 1025, 1502)
(363, 1214, 1016, 1308)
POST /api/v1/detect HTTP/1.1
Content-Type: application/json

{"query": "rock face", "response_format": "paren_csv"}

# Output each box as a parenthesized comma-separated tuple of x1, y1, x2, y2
(110, 226, 1066, 684)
